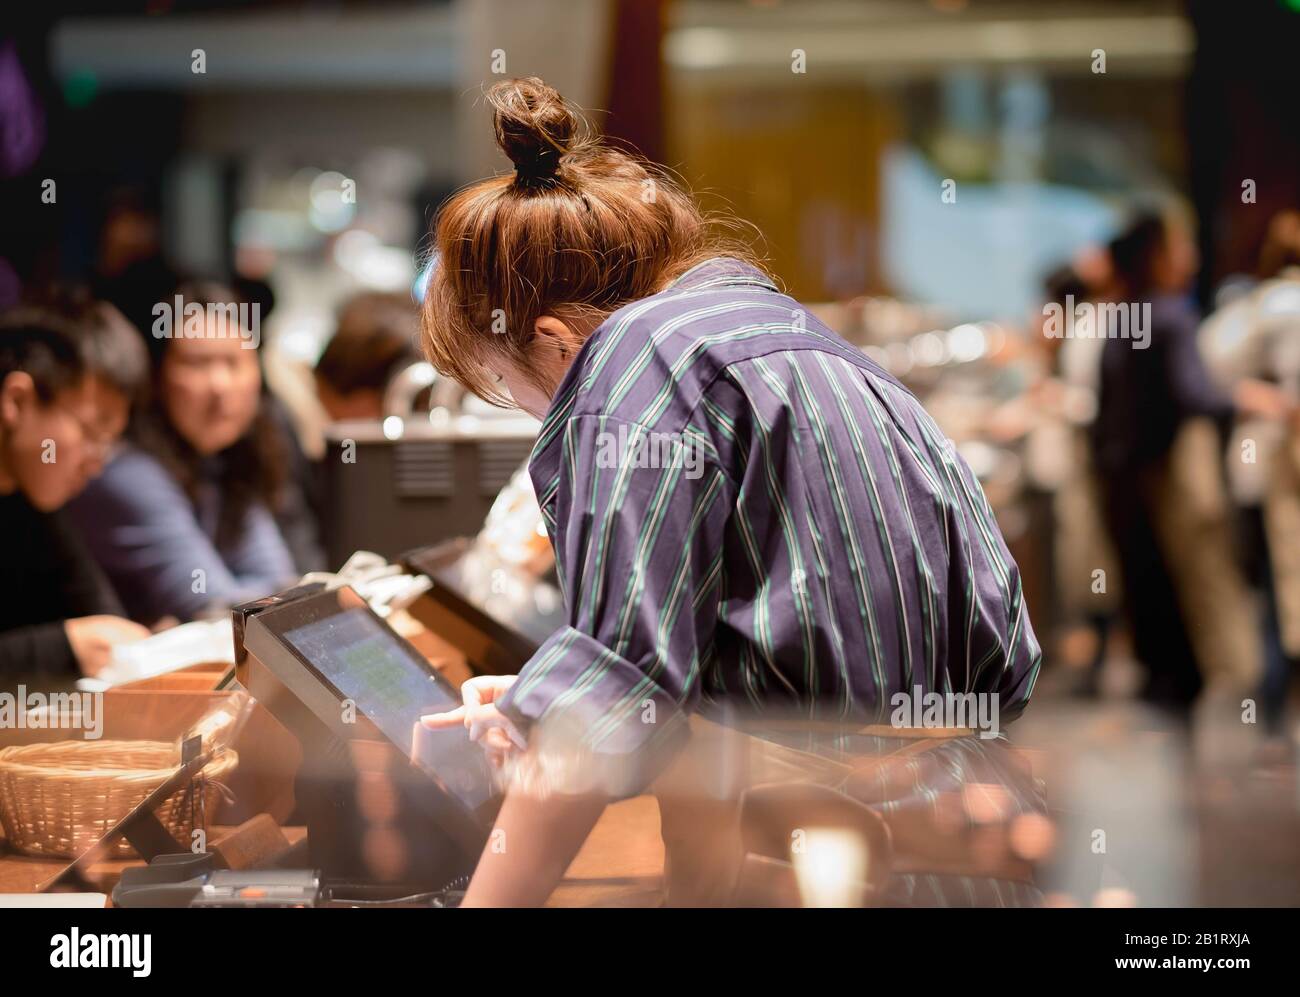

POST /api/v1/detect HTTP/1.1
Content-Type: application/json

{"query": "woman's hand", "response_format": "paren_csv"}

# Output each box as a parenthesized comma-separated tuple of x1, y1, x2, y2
(421, 674, 527, 769)
(64, 615, 151, 677)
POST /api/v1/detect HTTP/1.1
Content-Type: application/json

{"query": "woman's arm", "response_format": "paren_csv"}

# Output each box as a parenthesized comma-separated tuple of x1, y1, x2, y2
(423, 677, 611, 906)
(460, 786, 608, 907)
(66, 449, 274, 621)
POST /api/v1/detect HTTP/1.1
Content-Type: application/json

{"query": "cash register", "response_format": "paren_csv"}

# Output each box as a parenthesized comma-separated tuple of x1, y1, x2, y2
(229, 583, 501, 895)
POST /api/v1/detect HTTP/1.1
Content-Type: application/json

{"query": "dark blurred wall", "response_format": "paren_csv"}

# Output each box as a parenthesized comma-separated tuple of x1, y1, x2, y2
(1187, 0, 1300, 298)
(603, 0, 666, 164)
(0, 11, 183, 297)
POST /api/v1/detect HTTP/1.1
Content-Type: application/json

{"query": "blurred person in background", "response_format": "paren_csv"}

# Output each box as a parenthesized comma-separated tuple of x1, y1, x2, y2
(1091, 207, 1289, 714)
(270, 290, 421, 464)
(92, 197, 324, 575)
(0, 294, 150, 678)
(67, 280, 298, 625)
(1199, 209, 1300, 735)
(90, 188, 181, 345)
(317, 291, 421, 423)
(263, 290, 423, 574)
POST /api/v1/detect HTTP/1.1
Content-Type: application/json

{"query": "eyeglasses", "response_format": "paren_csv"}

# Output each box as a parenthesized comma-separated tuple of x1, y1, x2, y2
(56, 403, 119, 458)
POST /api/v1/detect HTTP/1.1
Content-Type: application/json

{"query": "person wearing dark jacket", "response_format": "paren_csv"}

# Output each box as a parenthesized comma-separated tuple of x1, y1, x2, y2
(0, 296, 150, 679)
(1092, 209, 1290, 708)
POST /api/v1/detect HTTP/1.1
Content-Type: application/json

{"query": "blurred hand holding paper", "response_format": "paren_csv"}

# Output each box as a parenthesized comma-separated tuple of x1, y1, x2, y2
(77, 619, 236, 691)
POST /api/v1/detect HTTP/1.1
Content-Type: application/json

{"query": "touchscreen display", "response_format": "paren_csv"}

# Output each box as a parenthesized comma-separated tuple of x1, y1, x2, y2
(281, 608, 494, 810)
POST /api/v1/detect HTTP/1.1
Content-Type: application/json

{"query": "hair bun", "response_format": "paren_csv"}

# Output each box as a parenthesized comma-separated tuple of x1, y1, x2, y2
(487, 77, 576, 184)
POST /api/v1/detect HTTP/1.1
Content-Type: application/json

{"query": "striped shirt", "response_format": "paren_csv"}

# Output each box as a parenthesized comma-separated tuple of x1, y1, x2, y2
(497, 258, 1040, 782)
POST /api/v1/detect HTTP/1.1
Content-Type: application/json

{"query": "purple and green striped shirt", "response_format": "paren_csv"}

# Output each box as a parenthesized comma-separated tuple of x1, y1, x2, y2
(497, 258, 1039, 781)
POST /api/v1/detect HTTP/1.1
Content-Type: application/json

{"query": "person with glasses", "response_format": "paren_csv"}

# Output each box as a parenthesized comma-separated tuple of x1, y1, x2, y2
(0, 294, 151, 679)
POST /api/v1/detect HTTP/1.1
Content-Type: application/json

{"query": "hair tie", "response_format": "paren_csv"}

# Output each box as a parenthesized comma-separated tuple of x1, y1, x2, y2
(515, 147, 561, 187)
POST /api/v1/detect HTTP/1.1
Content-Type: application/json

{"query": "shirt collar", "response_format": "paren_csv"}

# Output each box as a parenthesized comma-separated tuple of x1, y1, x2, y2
(669, 256, 779, 293)
(527, 257, 777, 513)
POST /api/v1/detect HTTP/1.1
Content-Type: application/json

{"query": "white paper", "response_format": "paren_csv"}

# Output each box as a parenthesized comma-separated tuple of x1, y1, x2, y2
(76, 618, 235, 691)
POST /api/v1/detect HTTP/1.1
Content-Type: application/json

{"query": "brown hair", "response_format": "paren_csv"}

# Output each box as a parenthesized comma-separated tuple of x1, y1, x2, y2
(4, 284, 149, 404)
(1258, 210, 1300, 279)
(421, 77, 765, 405)
(316, 291, 419, 396)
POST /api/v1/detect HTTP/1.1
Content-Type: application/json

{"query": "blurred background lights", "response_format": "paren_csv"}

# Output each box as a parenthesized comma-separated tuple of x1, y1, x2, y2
(308, 170, 355, 233)
(791, 828, 869, 908)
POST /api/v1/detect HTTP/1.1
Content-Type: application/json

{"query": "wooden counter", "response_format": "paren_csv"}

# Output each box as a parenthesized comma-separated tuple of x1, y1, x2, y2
(1, 618, 666, 907)
(0, 796, 665, 907)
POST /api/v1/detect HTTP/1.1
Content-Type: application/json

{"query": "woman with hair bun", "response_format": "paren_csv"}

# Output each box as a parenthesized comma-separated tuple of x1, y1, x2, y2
(421, 78, 1041, 906)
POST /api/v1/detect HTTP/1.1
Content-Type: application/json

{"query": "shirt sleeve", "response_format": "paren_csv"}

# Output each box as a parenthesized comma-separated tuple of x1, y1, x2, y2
(0, 623, 77, 678)
(1166, 314, 1234, 423)
(45, 509, 125, 618)
(496, 414, 733, 796)
(220, 501, 301, 596)
(68, 450, 297, 623)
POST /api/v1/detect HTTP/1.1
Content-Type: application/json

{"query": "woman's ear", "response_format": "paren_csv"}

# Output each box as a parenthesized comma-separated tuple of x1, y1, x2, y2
(532, 315, 585, 363)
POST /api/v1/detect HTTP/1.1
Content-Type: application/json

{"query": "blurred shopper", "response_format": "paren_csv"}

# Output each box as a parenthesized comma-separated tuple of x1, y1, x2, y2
(90, 188, 181, 345)
(317, 291, 421, 422)
(1199, 209, 1300, 732)
(420, 79, 1041, 906)
(0, 295, 150, 678)
(262, 290, 423, 573)
(269, 290, 421, 462)
(1091, 208, 1286, 711)
(68, 281, 297, 624)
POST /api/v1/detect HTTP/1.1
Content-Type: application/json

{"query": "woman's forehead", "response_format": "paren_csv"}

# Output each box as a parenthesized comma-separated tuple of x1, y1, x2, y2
(167, 330, 254, 358)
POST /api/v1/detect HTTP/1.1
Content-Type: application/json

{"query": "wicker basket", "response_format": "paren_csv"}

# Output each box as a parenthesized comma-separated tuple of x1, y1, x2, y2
(0, 739, 238, 859)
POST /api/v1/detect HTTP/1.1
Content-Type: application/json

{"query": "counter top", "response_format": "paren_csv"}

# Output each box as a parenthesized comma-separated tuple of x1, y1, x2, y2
(0, 796, 665, 908)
